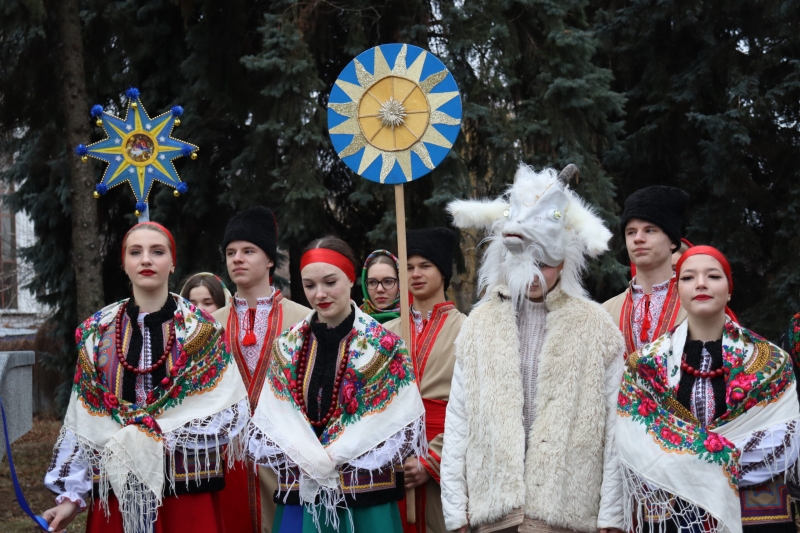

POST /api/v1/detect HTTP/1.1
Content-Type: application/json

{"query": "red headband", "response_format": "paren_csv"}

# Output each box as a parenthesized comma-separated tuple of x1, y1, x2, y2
(121, 222, 177, 266)
(300, 248, 356, 282)
(675, 245, 732, 294)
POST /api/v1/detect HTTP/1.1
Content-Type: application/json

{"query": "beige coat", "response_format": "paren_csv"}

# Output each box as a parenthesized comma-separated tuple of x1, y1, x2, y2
(440, 285, 625, 532)
(386, 303, 465, 533)
(213, 295, 310, 533)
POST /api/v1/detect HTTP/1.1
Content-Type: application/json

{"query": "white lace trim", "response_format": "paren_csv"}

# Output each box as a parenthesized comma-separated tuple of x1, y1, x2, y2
(56, 399, 248, 533)
(247, 415, 426, 532)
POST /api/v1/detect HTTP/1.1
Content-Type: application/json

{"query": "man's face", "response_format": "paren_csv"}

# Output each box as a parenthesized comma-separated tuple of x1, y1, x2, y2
(625, 219, 675, 271)
(407, 255, 444, 300)
(225, 241, 274, 290)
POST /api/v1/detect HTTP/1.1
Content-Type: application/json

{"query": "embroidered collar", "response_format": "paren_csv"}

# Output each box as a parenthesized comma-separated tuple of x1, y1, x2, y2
(632, 277, 671, 295)
(411, 306, 431, 325)
(234, 289, 276, 310)
(411, 302, 454, 324)
(127, 295, 178, 330)
(310, 308, 356, 345)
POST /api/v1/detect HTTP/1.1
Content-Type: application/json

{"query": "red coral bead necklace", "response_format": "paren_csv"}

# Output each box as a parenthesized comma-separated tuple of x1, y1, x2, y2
(680, 354, 730, 380)
(114, 302, 175, 375)
(291, 330, 349, 428)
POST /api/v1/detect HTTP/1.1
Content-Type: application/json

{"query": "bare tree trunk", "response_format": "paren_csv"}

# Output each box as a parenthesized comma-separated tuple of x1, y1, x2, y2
(56, 0, 104, 320)
(450, 226, 482, 312)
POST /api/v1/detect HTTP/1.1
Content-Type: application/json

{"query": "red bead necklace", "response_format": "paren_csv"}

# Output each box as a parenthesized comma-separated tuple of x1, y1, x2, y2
(680, 354, 730, 380)
(114, 303, 176, 375)
(291, 331, 348, 428)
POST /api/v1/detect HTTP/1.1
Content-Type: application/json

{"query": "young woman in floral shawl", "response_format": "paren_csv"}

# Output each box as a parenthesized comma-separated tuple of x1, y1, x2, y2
(42, 222, 249, 533)
(779, 313, 800, 404)
(359, 249, 401, 324)
(247, 236, 425, 533)
(600, 246, 800, 533)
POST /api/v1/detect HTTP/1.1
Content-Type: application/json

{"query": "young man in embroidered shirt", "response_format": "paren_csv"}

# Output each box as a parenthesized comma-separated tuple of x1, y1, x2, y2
(442, 164, 625, 533)
(385, 227, 466, 533)
(213, 206, 310, 533)
(602, 186, 690, 358)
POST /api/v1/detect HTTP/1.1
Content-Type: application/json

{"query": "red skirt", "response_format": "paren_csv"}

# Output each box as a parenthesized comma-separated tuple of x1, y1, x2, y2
(217, 459, 260, 533)
(86, 491, 227, 533)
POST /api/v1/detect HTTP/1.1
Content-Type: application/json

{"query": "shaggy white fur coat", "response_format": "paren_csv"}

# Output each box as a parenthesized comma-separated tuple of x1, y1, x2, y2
(440, 284, 626, 532)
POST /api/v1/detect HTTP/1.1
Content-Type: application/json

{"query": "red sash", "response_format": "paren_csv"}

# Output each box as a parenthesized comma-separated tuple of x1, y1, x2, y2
(620, 279, 680, 358)
(227, 291, 284, 410)
(421, 398, 447, 443)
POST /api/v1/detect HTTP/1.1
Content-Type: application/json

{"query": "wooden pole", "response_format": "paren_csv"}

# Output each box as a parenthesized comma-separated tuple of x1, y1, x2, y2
(395, 184, 416, 524)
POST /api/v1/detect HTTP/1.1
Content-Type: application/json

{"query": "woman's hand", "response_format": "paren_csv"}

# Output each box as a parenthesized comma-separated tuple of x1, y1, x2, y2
(403, 456, 431, 489)
(42, 500, 80, 532)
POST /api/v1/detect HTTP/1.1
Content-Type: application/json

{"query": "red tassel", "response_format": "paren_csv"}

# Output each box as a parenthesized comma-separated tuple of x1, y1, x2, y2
(243, 330, 256, 346)
(242, 308, 257, 346)
(640, 295, 651, 342)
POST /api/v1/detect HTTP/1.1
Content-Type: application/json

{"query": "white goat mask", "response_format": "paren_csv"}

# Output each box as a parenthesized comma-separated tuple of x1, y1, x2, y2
(502, 178, 570, 266)
(447, 163, 612, 303)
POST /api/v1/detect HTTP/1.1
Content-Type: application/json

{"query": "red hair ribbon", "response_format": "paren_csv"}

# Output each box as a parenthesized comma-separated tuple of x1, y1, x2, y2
(121, 222, 177, 266)
(300, 248, 356, 282)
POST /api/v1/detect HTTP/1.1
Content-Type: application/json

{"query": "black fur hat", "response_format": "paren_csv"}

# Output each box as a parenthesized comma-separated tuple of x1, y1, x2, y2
(406, 227, 456, 291)
(620, 186, 689, 249)
(222, 206, 279, 276)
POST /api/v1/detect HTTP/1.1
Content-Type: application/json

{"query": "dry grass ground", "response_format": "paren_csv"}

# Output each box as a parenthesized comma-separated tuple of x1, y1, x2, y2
(0, 415, 87, 532)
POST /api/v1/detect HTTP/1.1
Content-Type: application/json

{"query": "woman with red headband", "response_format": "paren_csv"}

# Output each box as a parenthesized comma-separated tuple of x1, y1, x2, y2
(41, 222, 248, 533)
(247, 235, 425, 533)
(602, 245, 800, 533)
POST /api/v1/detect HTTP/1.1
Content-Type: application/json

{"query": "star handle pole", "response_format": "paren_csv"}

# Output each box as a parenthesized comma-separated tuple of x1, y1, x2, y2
(395, 183, 416, 524)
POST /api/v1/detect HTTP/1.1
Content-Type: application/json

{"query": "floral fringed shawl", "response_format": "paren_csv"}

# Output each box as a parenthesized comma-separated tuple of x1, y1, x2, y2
(249, 304, 425, 529)
(615, 319, 800, 533)
(64, 294, 248, 533)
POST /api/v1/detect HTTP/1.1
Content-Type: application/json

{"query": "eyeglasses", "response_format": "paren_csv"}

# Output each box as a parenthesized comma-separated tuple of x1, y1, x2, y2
(366, 278, 398, 290)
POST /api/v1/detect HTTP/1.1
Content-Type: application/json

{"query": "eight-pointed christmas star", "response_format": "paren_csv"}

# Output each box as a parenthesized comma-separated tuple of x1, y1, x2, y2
(82, 90, 197, 205)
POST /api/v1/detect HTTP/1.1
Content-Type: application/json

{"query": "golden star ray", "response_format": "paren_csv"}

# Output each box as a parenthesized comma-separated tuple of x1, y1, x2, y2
(379, 152, 397, 183)
(358, 145, 382, 174)
(406, 51, 427, 83)
(420, 126, 453, 149)
(372, 47, 392, 81)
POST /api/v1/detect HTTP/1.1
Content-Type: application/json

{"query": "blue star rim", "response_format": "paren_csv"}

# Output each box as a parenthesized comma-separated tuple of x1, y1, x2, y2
(80, 89, 197, 205)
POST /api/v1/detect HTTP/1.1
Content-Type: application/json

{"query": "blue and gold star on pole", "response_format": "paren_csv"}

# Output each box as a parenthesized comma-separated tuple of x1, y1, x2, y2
(327, 44, 462, 184)
(76, 88, 197, 217)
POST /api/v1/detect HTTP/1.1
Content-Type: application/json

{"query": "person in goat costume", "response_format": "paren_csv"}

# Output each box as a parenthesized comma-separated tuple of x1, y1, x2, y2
(439, 164, 627, 533)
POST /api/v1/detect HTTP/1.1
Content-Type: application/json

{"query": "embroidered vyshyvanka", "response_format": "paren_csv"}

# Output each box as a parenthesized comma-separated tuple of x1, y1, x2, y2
(248, 304, 426, 532)
(46, 295, 248, 533)
(214, 290, 309, 533)
(614, 318, 800, 533)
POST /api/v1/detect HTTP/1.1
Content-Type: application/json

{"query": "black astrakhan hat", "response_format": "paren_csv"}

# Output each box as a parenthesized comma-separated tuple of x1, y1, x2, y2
(407, 227, 457, 291)
(222, 206, 279, 276)
(620, 186, 689, 249)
